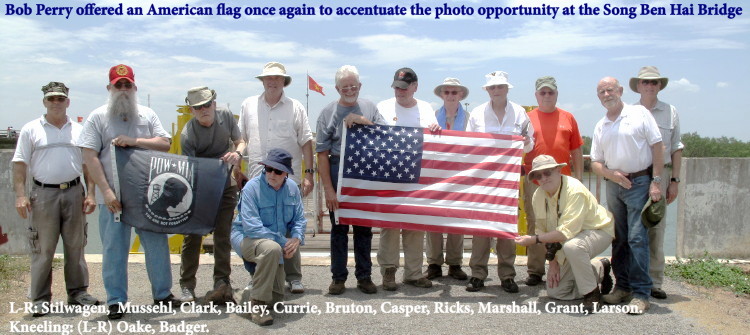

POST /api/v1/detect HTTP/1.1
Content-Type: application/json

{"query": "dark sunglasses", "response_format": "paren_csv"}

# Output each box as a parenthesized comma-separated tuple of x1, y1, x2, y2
(46, 96, 66, 102)
(442, 90, 460, 96)
(530, 169, 554, 181)
(193, 100, 213, 111)
(265, 166, 284, 175)
(641, 80, 659, 86)
(114, 81, 133, 89)
(538, 91, 556, 96)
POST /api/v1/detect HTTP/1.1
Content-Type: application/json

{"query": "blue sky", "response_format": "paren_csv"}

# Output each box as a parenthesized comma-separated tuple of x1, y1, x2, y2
(1, 0, 748, 141)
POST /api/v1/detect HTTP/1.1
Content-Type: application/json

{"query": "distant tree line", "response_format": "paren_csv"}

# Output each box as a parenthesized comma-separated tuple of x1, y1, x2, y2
(580, 133, 750, 158)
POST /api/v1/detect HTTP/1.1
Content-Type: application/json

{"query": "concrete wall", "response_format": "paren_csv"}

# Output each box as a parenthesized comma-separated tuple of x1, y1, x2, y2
(0, 149, 30, 254)
(677, 158, 750, 258)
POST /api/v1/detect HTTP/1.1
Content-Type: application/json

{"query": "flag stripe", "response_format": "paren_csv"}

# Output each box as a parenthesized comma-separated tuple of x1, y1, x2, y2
(424, 129, 522, 142)
(340, 187, 519, 207)
(341, 177, 519, 196)
(338, 217, 518, 239)
(418, 175, 519, 190)
(424, 142, 524, 157)
(339, 201, 517, 223)
(422, 159, 521, 173)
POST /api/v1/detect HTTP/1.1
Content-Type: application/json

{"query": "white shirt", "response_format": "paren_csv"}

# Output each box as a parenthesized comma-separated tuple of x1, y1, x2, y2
(376, 98, 437, 127)
(634, 99, 684, 164)
(591, 104, 663, 173)
(12, 115, 83, 183)
(468, 100, 535, 152)
(239, 92, 313, 183)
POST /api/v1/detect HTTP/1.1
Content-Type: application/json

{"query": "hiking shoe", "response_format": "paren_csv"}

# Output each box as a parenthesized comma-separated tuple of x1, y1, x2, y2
(153, 294, 181, 308)
(448, 265, 468, 280)
(382, 267, 398, 291)
(583, 287, 602, 314)
(31, 300, 48, 317)
(288, 280, 305, 294)
(328, 280, 346, 295)
(179, 287, 195, 303)
(426, 264, 442, 279)
(501, 279, 519, 293)
(107, 304, 124, 320)
(525, 274, 543, 286)
(404, 277, 433, 288)
(651, 288, 667, 299)
(206, 281, 235, 304)
(600, 258, 613, 295)
(357, 278, 377, 294)
(602, 288, 632, 304)
(250, 300, 273, 326)
(68, 291, 100, 306)
(465, 277, 485, 292)
(626, 297, 650, 315)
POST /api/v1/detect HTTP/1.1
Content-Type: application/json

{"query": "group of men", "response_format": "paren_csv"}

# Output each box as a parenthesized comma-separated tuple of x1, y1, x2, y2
(12, 61, 681, 325)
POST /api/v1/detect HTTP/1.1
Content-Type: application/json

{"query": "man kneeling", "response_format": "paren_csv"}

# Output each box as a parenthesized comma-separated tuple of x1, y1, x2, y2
(515, 155, 614, 313)
(230, 149, 307, 325)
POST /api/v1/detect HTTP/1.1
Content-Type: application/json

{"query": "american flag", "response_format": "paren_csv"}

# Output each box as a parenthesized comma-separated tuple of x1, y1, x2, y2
(335, 124, 524, 239)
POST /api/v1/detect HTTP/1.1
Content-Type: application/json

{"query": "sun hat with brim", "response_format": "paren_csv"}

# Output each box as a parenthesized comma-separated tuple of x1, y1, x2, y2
(483, 71, 514, 89)
(629, 66, 668, 93)
(434, 77, 469, 100)
(528, 155, 567, 180)
(42, 81, 69, 98)
(641, 197, 665, 228)
(185, 86, 216, 107)
(256, 62, 292, 87)
(259, 148, 294, 175)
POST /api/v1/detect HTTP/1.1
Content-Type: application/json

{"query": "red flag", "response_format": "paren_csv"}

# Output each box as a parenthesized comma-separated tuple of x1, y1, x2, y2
(336, 125, 523, 239)
(77, 116, 83, 123)
(308, 75, 325, 96)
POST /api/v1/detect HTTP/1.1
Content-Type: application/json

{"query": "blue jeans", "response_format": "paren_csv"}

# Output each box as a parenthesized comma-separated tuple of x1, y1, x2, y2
(606, 176, 652, 300)
(328, 159, 373, 281)
(98, 205, 173, 305)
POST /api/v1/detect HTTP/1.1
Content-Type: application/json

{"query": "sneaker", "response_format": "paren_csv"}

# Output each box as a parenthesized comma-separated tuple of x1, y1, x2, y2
(179, 287, 195, 303)
(583, 287, 602, 314)
(602, 288, 633, 304)
(357, 278, 377, 294)
(328, 280, 346, 295)
(600, 258, 613, 295)
(206, 280, 235, 304)
(448, 265, 468, 280)
(153, 294, 182, 308)
(244, 277, 253, 291)
(426, 264, 442, 279)
(501, 279, 519, 293)
(382, 267, 398, 291)
(465, 277, 485, 292)
(525, 274, 543, 286)
(288, 280, 305, 294)
(31, 300, 48, 317)
(626, 297, 650, 315)
(68, 291, 100, 306)
(404, 277, 433, 288)
(107, 304, 124, 320)
(651, 288, 667, 299)
(250, 300, 273, 326)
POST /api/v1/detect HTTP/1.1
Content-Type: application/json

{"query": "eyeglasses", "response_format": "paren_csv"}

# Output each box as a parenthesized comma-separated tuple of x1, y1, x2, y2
(265, 166, 284, 175)
(529, 169, 555, 181)
(46, 96, 67, 102)
(339, 85, 359, 93)
(442, 90, 460, 96)
(641, 80, 659, 86)
(193, 100, 213, 111)
(537, 91, 556, 96)
(114, 81, 133, 89)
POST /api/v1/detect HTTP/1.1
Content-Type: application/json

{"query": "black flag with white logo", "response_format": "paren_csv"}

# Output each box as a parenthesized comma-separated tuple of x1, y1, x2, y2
(115, 147, 227, 235)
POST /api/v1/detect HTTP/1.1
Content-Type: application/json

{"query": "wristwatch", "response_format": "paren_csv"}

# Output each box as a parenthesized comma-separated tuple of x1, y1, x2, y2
(304, 168, 315, 174)
(535, 234, 541, 244)
(670, 177, 680, 183)
(652, 176, 662, 184)
(235, 150, 243, 158)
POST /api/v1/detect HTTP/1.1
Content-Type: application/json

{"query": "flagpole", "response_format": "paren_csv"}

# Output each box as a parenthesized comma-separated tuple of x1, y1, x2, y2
(306, 70, 309, 115)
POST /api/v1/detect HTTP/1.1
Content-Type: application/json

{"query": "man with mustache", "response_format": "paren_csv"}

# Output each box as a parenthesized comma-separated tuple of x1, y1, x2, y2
(78, 64, 179, 319)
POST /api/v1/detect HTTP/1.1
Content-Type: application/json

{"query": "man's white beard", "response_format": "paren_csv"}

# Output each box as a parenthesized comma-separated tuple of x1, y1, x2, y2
(107, 90, 139, 120)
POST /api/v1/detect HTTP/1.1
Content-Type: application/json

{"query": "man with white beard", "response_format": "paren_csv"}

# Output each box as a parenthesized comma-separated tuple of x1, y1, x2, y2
(78, 64, 179, 320)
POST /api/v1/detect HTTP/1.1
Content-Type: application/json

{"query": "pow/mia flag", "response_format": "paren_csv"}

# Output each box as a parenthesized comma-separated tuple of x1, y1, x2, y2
(115, 147, 227, 235)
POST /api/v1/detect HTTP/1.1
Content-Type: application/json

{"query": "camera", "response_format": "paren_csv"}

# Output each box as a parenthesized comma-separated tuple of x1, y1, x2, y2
(545, 242, 562, 261)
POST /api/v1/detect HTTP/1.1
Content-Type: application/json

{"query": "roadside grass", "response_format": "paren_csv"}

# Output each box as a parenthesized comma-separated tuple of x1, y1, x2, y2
(0, 255, 62, 292)
(666, 253, 750, 296)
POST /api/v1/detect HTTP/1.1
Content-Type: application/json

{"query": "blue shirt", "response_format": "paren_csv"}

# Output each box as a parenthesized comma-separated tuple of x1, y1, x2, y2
(230, 172, 307, 262)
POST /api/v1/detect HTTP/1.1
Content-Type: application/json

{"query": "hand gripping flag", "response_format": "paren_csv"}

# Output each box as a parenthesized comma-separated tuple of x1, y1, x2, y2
(308, 75, 325, 96)
(115, 147, 228, 235)
(336, 125, 523, 239)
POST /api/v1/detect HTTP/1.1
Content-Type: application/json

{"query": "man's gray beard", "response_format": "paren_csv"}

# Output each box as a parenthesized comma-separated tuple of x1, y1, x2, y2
(107, 90, 139, 120)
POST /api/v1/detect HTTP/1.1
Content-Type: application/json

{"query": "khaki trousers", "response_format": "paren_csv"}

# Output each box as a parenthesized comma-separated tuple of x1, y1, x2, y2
(377, 228, 425, 281)
(425, 232, 464, 266)
(240, 238, 285, 303)
(468, 236, 516, 280)
(547, 229, 612, 300)
(523, 180, 547, 277)
(648, 167, 670, 289)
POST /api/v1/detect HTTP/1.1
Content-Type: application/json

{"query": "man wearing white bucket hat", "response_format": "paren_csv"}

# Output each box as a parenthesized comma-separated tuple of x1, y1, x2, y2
(238, 62, 314, 294)
(630, 66, 684, 300)
(425, 77, 470, 281)
(466, 71, 534, 294)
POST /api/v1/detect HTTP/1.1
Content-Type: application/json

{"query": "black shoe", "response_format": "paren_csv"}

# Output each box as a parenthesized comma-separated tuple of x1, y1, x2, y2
(448, 265, 468, 280)
(108, 304, 124, 320)
(31, 300, 48, 317)
(357, 278, 377, 294)
(465, 277, 485, 292)
(600, 258, 613, 295)
(501, 279, 519, 293)
(153, 294, 182, 308)
(329, 280, 346, 295)
(525, 274, 543, 286)
(651, 288, 668, 299)
(426, 264, 442, 280)
(583, 287, 602, 314)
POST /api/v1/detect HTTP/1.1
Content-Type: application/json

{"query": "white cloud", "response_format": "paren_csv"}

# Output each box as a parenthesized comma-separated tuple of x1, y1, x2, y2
(670, 78, 700, 92)
(717, 82, 729, 88)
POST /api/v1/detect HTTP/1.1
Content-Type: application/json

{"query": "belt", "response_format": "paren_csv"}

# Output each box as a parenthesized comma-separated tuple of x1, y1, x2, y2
(627, 165, 652, 181)
(33, 177, 81, 190)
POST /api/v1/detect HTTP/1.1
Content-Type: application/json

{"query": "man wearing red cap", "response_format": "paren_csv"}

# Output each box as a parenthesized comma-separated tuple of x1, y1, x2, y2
(78, 64, 179, 319)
